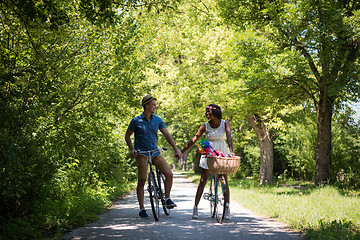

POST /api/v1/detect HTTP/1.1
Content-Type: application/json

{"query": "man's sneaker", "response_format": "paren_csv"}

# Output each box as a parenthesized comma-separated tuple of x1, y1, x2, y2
(165, 198, 177, 209)
(225, 207, 231, 220)
(192, 206, 199, 219)
(139, 209, 149, 219)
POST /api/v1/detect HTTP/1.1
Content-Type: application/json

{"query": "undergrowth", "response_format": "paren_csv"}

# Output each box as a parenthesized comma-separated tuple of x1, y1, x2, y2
(0, 180, 136, 240)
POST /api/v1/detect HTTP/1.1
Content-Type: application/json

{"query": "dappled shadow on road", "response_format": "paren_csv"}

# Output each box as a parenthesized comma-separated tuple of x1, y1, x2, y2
(63, 173, 302, 240)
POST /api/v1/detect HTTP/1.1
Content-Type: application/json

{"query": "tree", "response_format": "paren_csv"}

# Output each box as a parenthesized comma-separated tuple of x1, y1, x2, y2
(216, 0, 360, 185)
(134, 0, 251, 173)
(220, 28, 312, 184)
(0, 0, 152, 236)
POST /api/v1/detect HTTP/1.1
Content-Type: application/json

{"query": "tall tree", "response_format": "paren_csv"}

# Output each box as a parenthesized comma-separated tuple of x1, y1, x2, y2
(221, 28, 312, 184)
(135, 0, 236, 168)
(0, 0, 153, 236)
(216, 0, 360, 185)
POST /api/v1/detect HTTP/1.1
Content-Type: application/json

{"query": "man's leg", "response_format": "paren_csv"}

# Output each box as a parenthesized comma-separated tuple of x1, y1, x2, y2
(137, 179, 146, 209)
(153, 154, 173, 198)
(153, 154, 176, 208)
(136, 155, 148, 212)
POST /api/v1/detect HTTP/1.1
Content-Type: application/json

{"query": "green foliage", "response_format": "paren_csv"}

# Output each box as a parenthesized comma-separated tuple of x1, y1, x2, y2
(0, 1, 145, 238)
(273, 111, 317, 181)
(216, 0, 360, 185)
(136, 0, 251, 164)
(332, 108, 360, 189)
(1, 0, 360, 238)
(234, 129, 260, 179)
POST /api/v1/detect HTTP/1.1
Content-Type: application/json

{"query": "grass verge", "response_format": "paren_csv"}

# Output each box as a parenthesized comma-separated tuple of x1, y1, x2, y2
(229, 178, 360, 240)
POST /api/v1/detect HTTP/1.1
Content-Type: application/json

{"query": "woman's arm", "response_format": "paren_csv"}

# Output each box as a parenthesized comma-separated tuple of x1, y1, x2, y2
(181, 124, 206, 154)
(225, 120, 234, 155)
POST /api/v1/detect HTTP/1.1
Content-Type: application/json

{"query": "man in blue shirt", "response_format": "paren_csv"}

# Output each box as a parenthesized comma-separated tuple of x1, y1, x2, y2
(125, 95, 183, 219)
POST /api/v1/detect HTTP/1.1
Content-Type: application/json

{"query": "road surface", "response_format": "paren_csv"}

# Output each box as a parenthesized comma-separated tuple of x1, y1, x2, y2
(63, 172, 302, 240)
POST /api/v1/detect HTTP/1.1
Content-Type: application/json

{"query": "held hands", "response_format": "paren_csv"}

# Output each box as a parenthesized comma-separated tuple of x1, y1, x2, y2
(174, 150, 183, 159)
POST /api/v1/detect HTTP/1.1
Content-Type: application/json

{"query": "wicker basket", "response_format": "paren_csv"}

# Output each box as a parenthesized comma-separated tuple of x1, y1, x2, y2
(207, 156, 241, 174)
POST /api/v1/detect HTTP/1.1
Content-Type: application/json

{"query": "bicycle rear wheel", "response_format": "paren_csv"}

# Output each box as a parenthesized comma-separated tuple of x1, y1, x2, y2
(157, 170, 170, 215)
(214, 175, 227, 223)
(148, 172, 160, 221)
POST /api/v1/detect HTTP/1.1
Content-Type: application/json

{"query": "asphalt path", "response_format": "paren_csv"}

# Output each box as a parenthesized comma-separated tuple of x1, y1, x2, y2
(63, 172, 302, 240)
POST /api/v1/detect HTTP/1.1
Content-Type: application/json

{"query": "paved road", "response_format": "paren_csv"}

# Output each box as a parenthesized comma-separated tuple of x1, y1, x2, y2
(63, 172, 302, 240)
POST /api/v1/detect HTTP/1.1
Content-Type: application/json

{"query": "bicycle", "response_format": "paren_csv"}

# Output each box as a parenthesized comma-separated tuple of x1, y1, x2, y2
(203, 155, 240, 223)
(203, 173, 227, 223)
(136, 148, 170, 221)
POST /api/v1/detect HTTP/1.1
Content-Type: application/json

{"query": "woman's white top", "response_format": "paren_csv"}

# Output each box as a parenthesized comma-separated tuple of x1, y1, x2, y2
(199, 120, 229, 169)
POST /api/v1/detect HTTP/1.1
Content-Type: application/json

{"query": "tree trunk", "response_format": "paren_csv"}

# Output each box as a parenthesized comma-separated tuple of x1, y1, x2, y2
(192, 149, 202, 174)
(315, 90, 333, 185)
(248, 114, 274, 184)
(181, 152, 187, 171)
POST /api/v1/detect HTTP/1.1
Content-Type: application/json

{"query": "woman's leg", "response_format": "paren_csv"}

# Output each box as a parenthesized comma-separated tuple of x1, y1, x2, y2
(194, 168, 210, 207)
(224, 174, 231, 219)
(224, 174, 230, 204)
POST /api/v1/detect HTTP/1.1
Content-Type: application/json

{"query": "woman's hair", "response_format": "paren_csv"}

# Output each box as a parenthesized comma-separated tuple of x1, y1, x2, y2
(206, 104, 222, 119)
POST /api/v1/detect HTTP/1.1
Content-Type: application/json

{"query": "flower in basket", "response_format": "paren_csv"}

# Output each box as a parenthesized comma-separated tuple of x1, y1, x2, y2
(199, 137, 226, 157)
(197, 143, 206, 154)
(199, 137, 214, 157)
(213, 149, 225, 157)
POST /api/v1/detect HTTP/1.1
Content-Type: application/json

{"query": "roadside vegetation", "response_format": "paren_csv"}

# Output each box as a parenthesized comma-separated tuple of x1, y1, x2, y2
(183, 171, 360, 240)
(229, 179, 360, 240)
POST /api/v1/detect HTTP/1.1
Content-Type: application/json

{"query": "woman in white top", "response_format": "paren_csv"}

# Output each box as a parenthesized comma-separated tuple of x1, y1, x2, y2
(181, 104, 234, 220)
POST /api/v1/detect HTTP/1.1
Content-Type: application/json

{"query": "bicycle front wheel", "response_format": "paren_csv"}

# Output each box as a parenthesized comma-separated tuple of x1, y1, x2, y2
(209, 175, 216, 218)
(148, 172, 160, 221)
(214, 175, 227, 223)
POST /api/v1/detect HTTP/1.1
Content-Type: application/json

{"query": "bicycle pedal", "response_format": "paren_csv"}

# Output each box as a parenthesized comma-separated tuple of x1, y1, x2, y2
(203, 193, 210, 200)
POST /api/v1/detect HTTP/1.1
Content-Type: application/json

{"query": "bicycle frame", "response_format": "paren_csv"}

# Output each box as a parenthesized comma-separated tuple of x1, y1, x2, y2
(136, 148, 169, 221)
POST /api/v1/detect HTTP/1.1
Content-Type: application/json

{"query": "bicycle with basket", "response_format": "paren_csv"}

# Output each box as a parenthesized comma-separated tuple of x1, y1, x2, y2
(199, 138, 241, 223)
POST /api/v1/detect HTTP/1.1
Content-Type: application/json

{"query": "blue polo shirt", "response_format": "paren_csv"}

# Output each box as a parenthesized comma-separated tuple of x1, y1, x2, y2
(128, 113, 165, 156)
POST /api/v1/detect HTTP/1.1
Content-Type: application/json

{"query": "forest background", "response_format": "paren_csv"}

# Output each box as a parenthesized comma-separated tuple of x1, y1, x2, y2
(1, 0, 359, 239)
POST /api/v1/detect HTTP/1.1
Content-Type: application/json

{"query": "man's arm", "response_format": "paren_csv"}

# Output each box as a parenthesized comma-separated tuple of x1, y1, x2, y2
(159, 127, 183, 159)
(125, 129, 136, 158)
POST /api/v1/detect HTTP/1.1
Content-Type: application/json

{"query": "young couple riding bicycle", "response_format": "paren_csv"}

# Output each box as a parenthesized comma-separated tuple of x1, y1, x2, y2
(125, 96, 234, 221)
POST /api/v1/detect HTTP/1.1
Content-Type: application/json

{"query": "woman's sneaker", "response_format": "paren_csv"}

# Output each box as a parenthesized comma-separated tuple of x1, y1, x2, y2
(192, 206, 199, 219)
(139, 209, 149, 219)
(225, 207, 231, 220)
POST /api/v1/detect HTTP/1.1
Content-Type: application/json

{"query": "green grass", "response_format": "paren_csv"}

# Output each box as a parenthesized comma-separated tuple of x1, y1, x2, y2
(181, 171, 360, 240)
(229, 178, 360, 240)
